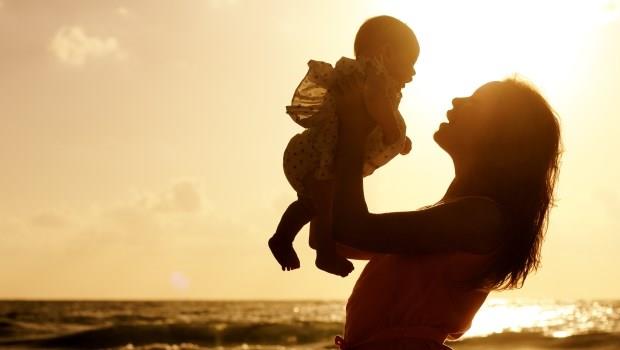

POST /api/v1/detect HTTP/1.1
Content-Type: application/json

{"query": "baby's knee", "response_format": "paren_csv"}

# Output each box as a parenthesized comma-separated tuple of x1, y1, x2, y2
(296, 195, 316, 216)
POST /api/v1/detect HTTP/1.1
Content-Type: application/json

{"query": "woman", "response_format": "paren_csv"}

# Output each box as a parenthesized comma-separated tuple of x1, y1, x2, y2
(328, 77, 562, 349)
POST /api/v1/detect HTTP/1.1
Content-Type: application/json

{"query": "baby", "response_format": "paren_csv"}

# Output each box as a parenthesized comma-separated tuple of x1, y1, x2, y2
(269, 16, 419, 277)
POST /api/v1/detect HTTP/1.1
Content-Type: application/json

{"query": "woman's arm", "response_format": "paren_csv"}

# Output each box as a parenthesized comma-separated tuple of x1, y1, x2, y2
(331, 76, 503, 256)
(334, 196, 504, 255)
(308, 215, 374, 260)
(336, 243, 375, 260)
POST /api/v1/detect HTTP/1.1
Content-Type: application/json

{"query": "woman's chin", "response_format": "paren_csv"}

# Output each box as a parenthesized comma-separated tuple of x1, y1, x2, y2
(432, 130, 443, 144)
(433, 128, 450, 149)
(434, 124, 447, 136)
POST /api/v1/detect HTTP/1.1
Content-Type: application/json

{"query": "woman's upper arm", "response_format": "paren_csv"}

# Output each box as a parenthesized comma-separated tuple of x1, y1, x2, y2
(333, 197, 505, 256)
(335, 244, 375, 261)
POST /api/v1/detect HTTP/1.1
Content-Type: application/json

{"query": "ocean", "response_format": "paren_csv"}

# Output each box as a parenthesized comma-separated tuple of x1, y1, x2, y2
(0, 299, 618, 350)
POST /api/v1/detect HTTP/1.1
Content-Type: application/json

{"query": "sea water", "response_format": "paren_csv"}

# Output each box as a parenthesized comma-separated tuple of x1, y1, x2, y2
(0, 299, 618, 349)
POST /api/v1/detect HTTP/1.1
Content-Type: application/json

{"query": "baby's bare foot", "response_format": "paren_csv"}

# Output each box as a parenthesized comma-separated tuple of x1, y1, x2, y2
(315, 249, 354, 277)
(268, 235, 300, 271)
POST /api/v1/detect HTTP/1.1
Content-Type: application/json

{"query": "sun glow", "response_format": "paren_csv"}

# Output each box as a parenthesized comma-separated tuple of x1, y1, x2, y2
(366, 0, 610, 116)
(463, 299, 619, 338)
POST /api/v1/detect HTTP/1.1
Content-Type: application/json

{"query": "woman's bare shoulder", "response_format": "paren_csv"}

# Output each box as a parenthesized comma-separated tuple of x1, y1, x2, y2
(431, 195, 507, 253)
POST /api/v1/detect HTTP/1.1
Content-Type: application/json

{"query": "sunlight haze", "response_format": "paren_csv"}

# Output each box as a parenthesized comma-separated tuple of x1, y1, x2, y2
(1, 0, 619, 300)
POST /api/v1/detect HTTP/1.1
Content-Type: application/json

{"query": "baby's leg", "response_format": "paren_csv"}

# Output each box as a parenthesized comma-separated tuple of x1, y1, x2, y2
(269, 197, 314, 271)
(307, 179, 354, 277)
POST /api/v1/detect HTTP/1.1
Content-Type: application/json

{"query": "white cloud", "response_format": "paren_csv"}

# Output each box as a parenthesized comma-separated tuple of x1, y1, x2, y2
(49, 26, 125, 66)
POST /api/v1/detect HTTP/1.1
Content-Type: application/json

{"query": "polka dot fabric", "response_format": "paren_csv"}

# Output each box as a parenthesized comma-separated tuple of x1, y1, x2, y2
(284, 57, 407, 195)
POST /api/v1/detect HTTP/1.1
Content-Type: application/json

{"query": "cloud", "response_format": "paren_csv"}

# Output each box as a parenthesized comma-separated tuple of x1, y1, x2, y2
(102, 205, 161, 238)
(116, 6, 130, 17)
(87, 180, 205, 242)
(94, 180, 210, 235)
(49, 26, 125, 66)
(150, 180, 202, 213)
(0, 218, 24, 238)
(5, 179, 245, 258)
(125, 179, 204, 213)
(30, 212, 70, 229)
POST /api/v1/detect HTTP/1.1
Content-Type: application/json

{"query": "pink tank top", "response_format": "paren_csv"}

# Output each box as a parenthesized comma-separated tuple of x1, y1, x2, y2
(340, 251, 494, 349)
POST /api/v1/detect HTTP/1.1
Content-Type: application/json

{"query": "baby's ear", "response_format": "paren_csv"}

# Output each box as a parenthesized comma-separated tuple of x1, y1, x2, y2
(381, 43, 392, 58)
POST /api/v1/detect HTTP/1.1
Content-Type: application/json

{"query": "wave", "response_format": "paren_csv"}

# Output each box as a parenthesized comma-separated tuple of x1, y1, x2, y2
(454, 331, 620, 348)
(0, 322, 342, 349)
(1, 322, 620, 349)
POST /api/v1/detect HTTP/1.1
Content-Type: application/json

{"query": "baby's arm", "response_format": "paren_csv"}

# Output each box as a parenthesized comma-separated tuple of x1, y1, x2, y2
(363, 77, 400, 145)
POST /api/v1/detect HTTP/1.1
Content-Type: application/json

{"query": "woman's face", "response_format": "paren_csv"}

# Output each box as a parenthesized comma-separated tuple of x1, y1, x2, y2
(434, 82, 502, 160)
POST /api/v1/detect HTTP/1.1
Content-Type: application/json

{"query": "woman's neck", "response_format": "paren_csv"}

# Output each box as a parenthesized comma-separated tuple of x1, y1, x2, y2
(443, 162, 490, 201)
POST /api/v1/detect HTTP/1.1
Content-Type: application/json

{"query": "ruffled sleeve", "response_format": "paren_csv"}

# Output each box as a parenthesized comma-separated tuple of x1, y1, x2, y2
(285, 60, 335, 128)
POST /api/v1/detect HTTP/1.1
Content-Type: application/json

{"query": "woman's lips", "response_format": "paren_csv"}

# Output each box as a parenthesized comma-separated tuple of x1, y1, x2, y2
(446, 110, 454, 123)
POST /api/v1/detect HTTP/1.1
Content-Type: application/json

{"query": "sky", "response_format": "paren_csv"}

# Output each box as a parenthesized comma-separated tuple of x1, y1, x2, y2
(0, 0, 619, 300)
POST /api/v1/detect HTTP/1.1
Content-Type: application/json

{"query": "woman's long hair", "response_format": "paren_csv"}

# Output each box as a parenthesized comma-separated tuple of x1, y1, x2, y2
(476, 78, 562, 290)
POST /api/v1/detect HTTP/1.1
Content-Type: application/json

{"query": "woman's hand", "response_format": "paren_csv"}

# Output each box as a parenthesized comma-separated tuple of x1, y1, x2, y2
(332, 73, 376, 143)
(400, 136, 413, 155)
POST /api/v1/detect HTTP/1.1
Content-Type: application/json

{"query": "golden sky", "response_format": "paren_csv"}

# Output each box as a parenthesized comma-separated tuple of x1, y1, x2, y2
(1, 0, 619, 300)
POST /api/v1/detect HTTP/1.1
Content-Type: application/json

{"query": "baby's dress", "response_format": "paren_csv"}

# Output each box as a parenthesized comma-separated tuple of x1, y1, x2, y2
(283, 57, 407, 195)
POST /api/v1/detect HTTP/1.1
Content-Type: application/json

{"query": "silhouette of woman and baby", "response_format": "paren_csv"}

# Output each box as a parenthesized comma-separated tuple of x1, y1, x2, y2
(269, 16, 562, 349)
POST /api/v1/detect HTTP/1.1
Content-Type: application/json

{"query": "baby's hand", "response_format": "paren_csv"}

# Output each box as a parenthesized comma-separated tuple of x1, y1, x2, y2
(400, 136, 412, 155)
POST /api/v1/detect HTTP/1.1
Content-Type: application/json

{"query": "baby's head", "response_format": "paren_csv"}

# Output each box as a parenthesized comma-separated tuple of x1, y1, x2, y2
(354, 15, 419, 86)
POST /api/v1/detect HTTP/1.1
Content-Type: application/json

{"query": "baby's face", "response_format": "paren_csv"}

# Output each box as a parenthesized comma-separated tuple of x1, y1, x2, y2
(384, 44, 419, 87)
